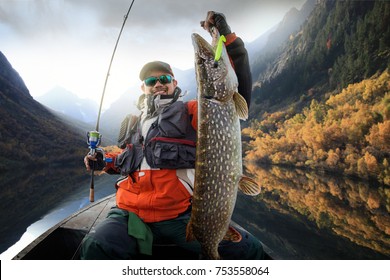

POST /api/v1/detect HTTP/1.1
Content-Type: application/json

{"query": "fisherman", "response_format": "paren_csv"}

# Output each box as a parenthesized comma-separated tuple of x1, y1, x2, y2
(81, 11, 264, 260)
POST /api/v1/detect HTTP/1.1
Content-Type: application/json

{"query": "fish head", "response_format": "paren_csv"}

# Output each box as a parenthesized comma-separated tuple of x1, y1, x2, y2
(191, 32, 238, 102)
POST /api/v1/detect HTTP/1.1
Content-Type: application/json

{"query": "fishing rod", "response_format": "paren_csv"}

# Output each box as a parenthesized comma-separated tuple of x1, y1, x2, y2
(87, 0, 136, 202)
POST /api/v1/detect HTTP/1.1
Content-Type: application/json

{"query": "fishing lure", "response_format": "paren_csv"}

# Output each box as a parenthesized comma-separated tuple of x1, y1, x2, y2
(214, 34, 226, 67)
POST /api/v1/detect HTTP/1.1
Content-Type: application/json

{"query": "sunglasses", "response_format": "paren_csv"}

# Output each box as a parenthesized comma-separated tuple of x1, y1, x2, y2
(144, 75, 173, 87)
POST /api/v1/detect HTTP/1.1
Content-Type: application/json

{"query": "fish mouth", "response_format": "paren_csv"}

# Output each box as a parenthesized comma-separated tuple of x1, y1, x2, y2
(191, 33, 214, 60)
(192, 33, 225, 100)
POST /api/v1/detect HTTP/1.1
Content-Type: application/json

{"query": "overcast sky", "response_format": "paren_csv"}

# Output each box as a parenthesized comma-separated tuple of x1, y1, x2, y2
(1, 0, 306, 108)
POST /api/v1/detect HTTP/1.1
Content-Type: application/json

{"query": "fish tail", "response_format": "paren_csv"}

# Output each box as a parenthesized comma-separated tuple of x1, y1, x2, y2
(200, 246, 221, 260)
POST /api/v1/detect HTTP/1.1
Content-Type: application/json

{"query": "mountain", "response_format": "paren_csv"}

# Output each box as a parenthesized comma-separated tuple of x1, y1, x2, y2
(246, 25, 277, 63)
(244, 0, 390, 185)
(36, 86, 98, 124)
(249, 0, 390, 119)
(99, 86, 141, 144)
(248, 0, 316, 66)
(0, 51, 86, 171)
(174, 67, 197, 101)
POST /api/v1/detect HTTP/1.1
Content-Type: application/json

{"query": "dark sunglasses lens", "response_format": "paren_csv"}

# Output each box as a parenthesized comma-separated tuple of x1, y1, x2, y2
(144, 75, 172, 86)
(144, 77, 158, 86)
(159, 75, 172, 84)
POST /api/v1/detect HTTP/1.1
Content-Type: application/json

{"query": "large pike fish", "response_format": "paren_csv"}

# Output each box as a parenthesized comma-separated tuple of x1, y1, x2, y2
(186, 30, 261, 260)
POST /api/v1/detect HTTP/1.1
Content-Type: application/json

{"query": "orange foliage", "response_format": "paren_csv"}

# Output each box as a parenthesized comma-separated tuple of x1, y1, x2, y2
(244, 70, 390, 185)
(366, 120, 390, 151)
(245, 163, 390, 255)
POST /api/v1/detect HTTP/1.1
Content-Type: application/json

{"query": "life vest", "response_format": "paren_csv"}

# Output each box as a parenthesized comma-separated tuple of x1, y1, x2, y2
(114, 100, 196, 174)
(105, 100, 198, 223)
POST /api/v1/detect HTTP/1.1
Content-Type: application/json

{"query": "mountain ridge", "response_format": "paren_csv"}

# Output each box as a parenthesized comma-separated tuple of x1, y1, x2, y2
(249, 0, 389, 120)
(36, 86, 98, 124)
(0, 51, 86, 171)
(244, 0, 390, 185)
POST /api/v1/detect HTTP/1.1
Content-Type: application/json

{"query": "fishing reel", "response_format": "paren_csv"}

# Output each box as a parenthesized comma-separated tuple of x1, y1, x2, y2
(87, 130, 102, 155)
(86, 130, 102, 202)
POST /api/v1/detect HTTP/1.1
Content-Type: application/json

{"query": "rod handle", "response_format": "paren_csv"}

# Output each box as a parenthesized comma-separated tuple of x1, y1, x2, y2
(89, 169, 95, 202)
(89, 187, 95, 202)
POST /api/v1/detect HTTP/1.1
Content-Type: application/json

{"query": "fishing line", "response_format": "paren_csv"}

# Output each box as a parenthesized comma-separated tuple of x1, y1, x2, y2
(87, 0, 136, 202)
(96, 0, 136, 132)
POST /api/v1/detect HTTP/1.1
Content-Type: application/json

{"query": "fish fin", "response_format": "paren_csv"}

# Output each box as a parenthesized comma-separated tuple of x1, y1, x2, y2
(186, 222, 196, 242)
(233, 92, 248, 120)
(238, 175, 261, 196)
(222, 226, 242, 243)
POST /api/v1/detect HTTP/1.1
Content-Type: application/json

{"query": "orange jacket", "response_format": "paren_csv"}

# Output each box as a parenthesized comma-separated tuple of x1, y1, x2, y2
(105, 100, 198, 223)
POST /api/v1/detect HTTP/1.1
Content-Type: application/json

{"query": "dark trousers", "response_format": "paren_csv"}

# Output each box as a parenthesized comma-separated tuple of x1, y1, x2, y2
(80, 208, 264, 260)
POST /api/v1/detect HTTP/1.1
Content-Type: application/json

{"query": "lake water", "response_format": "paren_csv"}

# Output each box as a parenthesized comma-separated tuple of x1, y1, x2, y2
(0, 168, 117, 259)
(0, 164, 389, 260)
(234, 163, 389, 259)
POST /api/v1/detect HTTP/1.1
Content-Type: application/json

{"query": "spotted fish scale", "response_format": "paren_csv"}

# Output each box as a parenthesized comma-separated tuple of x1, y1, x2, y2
(186, 31, 260, 260)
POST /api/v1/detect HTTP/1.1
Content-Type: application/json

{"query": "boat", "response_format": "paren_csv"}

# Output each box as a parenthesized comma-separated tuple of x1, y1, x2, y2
(12, 194, 274, 260)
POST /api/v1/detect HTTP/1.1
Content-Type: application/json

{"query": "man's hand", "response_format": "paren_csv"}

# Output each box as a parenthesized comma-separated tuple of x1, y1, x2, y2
(200, 11, 231, 36)
(84, 153, 95, 172)
(84, 149, 105, 171)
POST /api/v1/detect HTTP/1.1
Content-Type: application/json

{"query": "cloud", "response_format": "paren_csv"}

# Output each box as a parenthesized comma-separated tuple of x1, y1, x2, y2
(0, 0, 307, 104)
(1, 0, 306, 42)
(0, 1, 64, 37)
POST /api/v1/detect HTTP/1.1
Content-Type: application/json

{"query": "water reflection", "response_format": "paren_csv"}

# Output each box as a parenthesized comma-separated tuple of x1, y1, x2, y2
(1, 163, 388, 260)
(0, 174, 117, 260)
(233, 163, 390, 259)
(0, 166, 116, 255)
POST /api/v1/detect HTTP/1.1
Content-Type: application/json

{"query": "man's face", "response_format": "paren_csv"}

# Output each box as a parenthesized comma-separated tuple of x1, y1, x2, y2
(141, 70, 177, 96)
